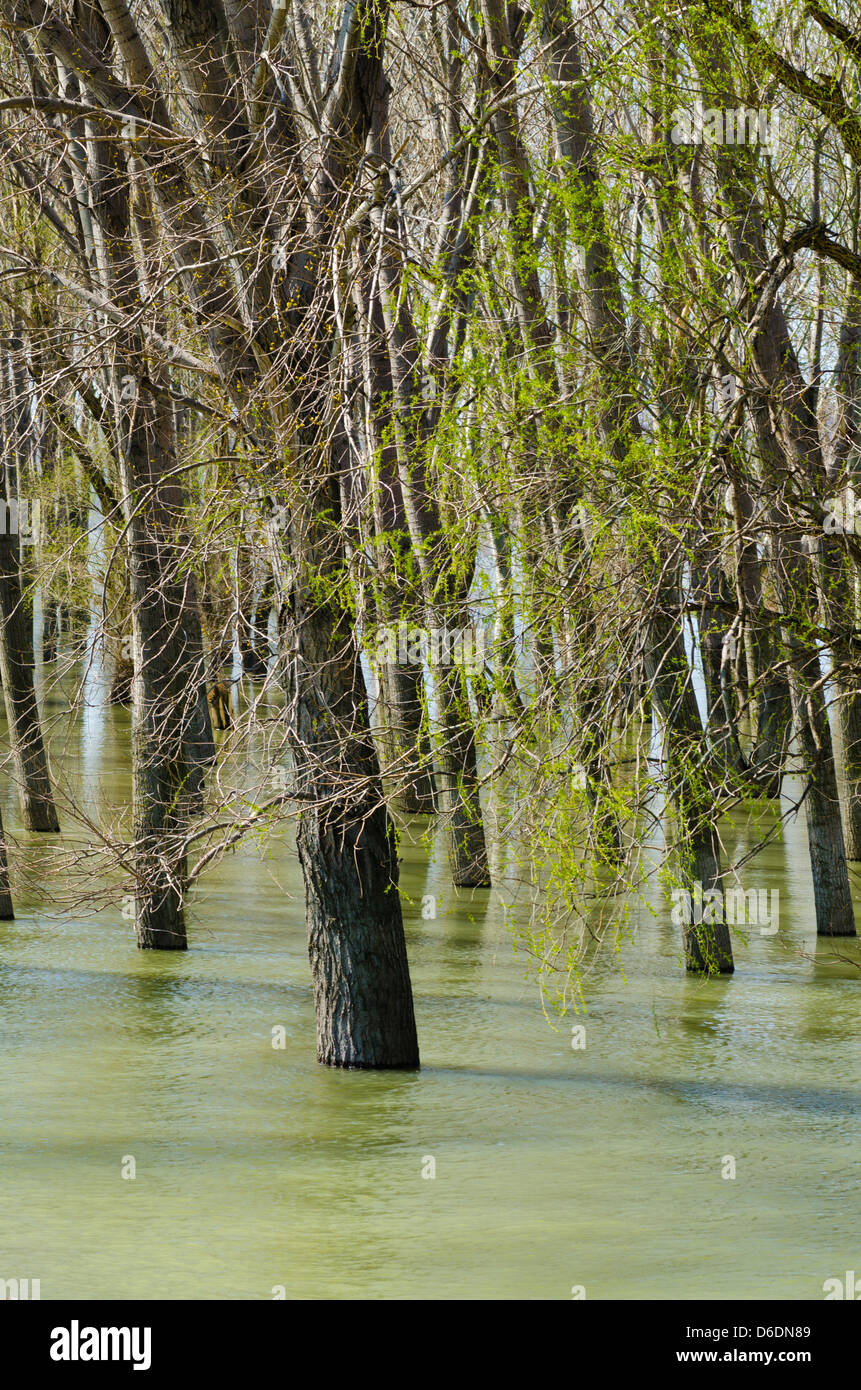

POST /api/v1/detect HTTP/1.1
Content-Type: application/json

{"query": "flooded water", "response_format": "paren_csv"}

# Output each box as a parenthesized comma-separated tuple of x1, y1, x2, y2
(0, 659, 859, 1300)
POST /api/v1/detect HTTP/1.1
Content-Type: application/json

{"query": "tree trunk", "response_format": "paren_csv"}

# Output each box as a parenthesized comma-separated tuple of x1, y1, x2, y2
(279, 542, 420, 1068)
(692, 556, 746, 777)
(645, 591, 735, 973)
(376, 659, 436, 814)
(0, 350, 60, 831)
(0, 802, 13, 918)
(0, 540, 60, 831)
(42, 594, 58, 663)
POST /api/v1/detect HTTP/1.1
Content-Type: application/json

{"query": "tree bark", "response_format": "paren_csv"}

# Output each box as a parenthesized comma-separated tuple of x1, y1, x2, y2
(0, 802, 13, 918)
(0, 344, 60, 831)
(278, 505, 420, 1067)
(645, 589, 735, 973)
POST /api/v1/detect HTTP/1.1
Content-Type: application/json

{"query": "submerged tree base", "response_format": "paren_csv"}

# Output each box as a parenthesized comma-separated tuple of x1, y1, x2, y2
(138, 936, 188, 951)
(684, 923, 735, 975)
(317, 1052, 420, 1070)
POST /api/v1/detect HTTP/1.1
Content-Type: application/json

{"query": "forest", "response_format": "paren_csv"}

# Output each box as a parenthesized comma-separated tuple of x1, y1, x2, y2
(0, 0, 859, 1304)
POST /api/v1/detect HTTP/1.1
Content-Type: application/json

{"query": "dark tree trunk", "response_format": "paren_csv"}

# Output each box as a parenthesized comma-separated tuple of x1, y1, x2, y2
(433, 658, 491, 886)
(178, 579, 216, 809)
(377, 659, 436, 814)
(645, 593, 735, 974)
(485, 510, 526, 721)
(833, 669, 861, 861)
(42, 594, 58, 663)
(0, 351, 60, 832)
(813, 531, 861, 860)
(727, 473, 791, 793)
(0, 802, 12, 918)
(126, 518, 191, 949)
(0, 539, 60, 831)
(279, 547, 420, 1068)
(692, 557, 746, 777)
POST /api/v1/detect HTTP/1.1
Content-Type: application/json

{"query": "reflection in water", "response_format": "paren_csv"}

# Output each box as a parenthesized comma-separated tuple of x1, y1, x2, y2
(0, 669, 858, 1300)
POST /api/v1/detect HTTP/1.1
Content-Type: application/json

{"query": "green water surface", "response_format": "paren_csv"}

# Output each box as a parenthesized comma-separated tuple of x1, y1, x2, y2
(0, 681, 858, 1300)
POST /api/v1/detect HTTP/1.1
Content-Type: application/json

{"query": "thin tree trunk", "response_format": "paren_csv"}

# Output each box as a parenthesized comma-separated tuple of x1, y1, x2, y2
(0, 344, 60, 831)
(0, 802, 13, 918)
(646, 594, 734, 973)
(0, 537, 60, 831)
